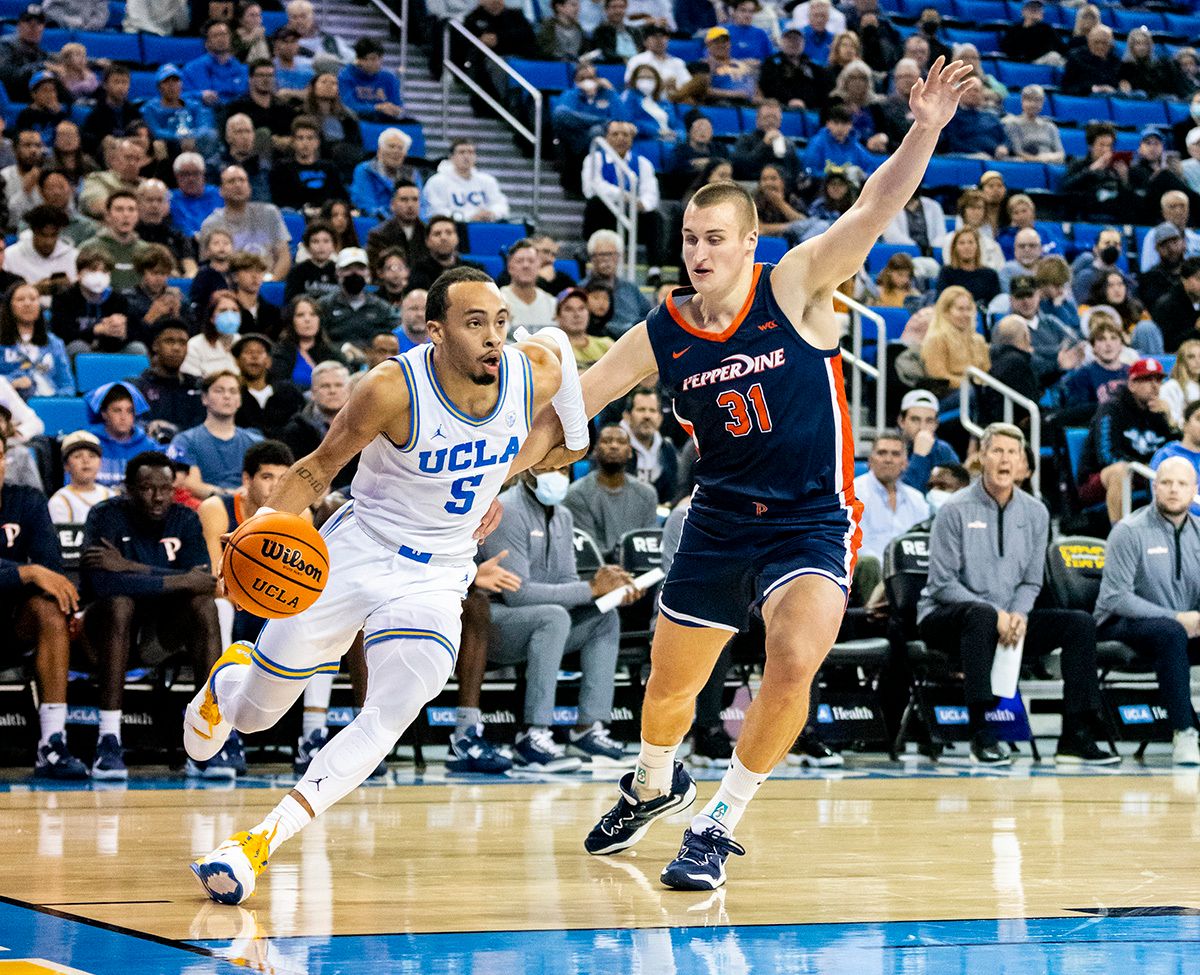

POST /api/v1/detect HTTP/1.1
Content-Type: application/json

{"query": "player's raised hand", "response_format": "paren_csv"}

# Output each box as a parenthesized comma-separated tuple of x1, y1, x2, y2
(909, 56, 976, 130)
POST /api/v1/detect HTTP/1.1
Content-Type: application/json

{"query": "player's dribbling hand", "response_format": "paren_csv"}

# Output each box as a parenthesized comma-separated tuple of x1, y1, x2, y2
(473, 498, 504, 541)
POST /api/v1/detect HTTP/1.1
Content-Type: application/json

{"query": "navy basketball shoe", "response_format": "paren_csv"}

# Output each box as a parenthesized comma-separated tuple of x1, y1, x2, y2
(660, 823, 747, 891)
(584, 761, 697, 855)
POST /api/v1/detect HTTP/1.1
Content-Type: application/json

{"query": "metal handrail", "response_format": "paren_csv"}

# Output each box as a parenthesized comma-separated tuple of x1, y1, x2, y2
(960, 365, 1042, 498)
(831, 292, 887, 442)
(588, 135, 638, 282)
(441, 20, 544, 223)
(1120, 460, 1158, 519)
(362, 0, 409, 109)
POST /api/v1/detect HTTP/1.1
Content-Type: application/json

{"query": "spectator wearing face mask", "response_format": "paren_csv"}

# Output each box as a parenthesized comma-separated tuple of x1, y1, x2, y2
(183, 290, 242, 378)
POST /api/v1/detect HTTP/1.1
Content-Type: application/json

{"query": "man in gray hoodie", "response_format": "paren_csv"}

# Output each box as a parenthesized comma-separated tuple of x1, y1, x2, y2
(917, 422, 1117, 766)
(1095, 456, 1200, 765)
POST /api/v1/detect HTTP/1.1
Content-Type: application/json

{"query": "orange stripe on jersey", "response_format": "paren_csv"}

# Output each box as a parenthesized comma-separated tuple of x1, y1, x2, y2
(829, 353, 864, 575)
(666, 265, 764, 343)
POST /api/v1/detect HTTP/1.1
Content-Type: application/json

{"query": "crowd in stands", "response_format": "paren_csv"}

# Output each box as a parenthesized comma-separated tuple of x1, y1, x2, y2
(3, 0, 1200, 780)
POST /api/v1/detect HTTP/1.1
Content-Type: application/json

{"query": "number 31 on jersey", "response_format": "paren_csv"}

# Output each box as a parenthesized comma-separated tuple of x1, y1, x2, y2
(717, 383, 772, 437)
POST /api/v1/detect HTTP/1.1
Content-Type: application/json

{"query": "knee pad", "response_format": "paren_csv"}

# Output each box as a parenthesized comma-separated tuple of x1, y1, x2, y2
(364, 639, 455, 735)
(322, 707, 395, 780)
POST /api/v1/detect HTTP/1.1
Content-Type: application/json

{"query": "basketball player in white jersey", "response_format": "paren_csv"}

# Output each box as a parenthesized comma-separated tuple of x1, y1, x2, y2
(183, 267, 590, 904)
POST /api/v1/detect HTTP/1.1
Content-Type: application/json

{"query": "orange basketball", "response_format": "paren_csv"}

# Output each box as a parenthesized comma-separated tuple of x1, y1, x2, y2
(222, 512, 330, 619)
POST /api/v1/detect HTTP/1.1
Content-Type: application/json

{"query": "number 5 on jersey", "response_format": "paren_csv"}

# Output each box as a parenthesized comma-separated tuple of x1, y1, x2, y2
(717, 383, 772, 437)
(446, 474, 484, 514)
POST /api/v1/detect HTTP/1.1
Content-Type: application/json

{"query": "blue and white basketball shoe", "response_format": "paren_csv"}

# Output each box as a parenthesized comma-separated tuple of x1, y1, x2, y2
(584, 761, 696, 855)
(660, 822, 746, 891)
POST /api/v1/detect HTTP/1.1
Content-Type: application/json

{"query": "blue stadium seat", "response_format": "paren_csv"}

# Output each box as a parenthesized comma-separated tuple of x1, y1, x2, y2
(1071, 222, 1108, 252)
(755, 236, 789, 263)
(1035, 2, 1073, 28)
(1110, 8, 1165, 33)
(1165, 13, 1200, 37)
(668, 38, 704, 61)
(29, 397, 89, 438)
(466, 223, 526, 257)
(128, 70, 157, 101)
(1050, 94, 1111, 125)
(106, 1, 125, 27)
(1110, 97, 1169, 128)
(923, 156, 984, 187)
(260, 281, 285, 306)
(554, 258, 582, 280)
(352, 216, 376, 246)
(1157, 354, 1177, 376)
(69, 102, 89, 127)
(1064, 426, 1088, 482)
(462, 253, 504, 278)
(74, 353, 149, 393)
(989, 160, 1049, 191)
(1167, 101, 1193, 126)
(1045, 163, 1066, 188)
(943, 27, 1001, 54)
(701, 106, 742, 137)
(1001, 92, 1022, 116)
(595, 63, 625, 90)
(508, 58, 572, 91)
(779, 110, 805, 138)
(801, 109, 820, 136)
(142, 35, 206, 66)
(1133, 224, 1153, 254)
(1113, 130, 1141, 152)
(281, 209, 305, 246)
(632, 139, 663, 168)
(951, 0, 1007, 23)
(75, 30, 140, 61)
(399, 123, 425, 159)
(261, 10, 286, 32)
(993, 60, 1057, 88)
(869, 306, 910, 341)
(167, 277, 193, 292)
(1058, 127, 1087, 158)
(0, 0, 26, 16)
(866, 242, 920, 275)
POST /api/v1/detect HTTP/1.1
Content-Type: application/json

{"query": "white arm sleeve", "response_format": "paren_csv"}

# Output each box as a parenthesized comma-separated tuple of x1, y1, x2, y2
(514, 326, 590, 451)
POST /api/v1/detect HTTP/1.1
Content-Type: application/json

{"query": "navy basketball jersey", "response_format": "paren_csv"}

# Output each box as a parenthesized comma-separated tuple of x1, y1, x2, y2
(646, 263, 861, 519)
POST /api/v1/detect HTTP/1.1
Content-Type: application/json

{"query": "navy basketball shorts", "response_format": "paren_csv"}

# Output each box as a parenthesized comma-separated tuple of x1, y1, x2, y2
(657, 500, 861, 634)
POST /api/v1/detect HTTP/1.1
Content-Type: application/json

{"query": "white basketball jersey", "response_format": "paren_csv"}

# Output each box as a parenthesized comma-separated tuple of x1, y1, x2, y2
(350, 343, 534, 561)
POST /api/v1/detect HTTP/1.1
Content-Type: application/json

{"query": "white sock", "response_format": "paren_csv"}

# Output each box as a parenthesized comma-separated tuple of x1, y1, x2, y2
(251, 793, 311, 855)
(456, 706, 482, 735)
(696, 750, 769, 835)
(98, 710, 121, 740)
(301, 709, 327, 738)
(39, 703, 66, 745)
(633, 739, 678, 801)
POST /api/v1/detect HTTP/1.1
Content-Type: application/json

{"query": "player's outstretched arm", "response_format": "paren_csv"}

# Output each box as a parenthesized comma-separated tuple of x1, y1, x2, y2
(265, 363, 408, 514)
(509, 322, 658, 476)
(781, 57, 975, 298)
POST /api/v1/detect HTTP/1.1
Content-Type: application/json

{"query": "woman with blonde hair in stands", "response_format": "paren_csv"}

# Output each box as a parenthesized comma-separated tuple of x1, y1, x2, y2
(944, 189, 1004, 269)
(921, 285, 990, 396)
(876, 252, 919, 307)
(1068, 5, 1101, 56)
(936, 227, 1002, 304)
(828, 60, 886, 151)
(826, 31, 863, 77)
(1161, 338, 1200, 427)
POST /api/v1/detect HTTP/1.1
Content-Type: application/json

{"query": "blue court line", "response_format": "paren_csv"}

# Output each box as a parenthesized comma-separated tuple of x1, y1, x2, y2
(189, 915, 1200, 975)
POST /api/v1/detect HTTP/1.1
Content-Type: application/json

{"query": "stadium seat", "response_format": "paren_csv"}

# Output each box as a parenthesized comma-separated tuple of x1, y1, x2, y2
(0, 0, 26, 16)
(988, 160, 1049, 191)
(1157, 354, 1176, 376)
(755, 236, 789, 263)
(1167, 101, 1193, 126)
(869, 306, 910, 341)
(778, 110, 805, 138)
(352, 216, 375, 246)
(1109, 97, 1169, 129)
(106, 1, 125, 27)
(866, 242, 920, 275)
(466, 223, 526, 257)
(1049, 94, 1111, 126)
(141, 35, 206, 66)
(923, 156, 984, 188)
(281, 209, 305, 246)
(508, 59, 572, 91)
(993, 60, 1057, 88)
(1113, 130, 1141, 153)
(1165, 12, 1200, 38)
(261, 9, 286, 32)
(75, 30, 140, 61)
(462, 253, 504, 278)
(1071, 222, 1108, 252)
(28, 397, 88, 438)
(167, 277, 193, 292)
(943, 26, 1001, 53)
(1110, 8, 1165, 33)
(667, 38, 704, 61)
(700, 106, 742, 137)
(1133, 224, 1153, 254)
(1063, 426, 1088, 483)
(128, 70, 157, 101)
(260, 281, 285, 306)
(595, 63, 625, 90)
(951, 0, 1006, 24)
(554, 258, 582, 280)
(1059, 128, 1087, 158)
(572, 528, 603, 580)
(399, 123, 426, 159)
(74, 353, 149, 392)
(632, 139, 663, 168)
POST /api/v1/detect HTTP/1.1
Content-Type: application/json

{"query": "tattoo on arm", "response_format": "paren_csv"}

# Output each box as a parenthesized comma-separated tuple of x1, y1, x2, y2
(296, 466, 327, 496)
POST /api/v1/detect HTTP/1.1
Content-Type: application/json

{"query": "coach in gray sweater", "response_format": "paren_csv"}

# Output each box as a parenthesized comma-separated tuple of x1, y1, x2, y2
(917, 423, 1116, 766)
(1095, 456, 1200, 764)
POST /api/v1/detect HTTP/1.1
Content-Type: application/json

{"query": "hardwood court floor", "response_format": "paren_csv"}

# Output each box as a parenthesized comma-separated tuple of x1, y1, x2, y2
(1, 762, 1199, 973)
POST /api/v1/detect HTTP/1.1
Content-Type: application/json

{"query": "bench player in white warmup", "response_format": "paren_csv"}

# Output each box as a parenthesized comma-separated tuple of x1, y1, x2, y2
(184, 267, 591, 905)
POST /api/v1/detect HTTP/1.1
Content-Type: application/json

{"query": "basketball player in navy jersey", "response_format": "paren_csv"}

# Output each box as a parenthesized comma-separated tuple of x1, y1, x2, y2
(520, 58, 977, 890)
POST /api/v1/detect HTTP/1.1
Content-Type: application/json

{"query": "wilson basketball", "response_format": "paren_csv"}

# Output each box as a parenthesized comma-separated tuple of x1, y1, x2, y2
(222, 512, 329, 619)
